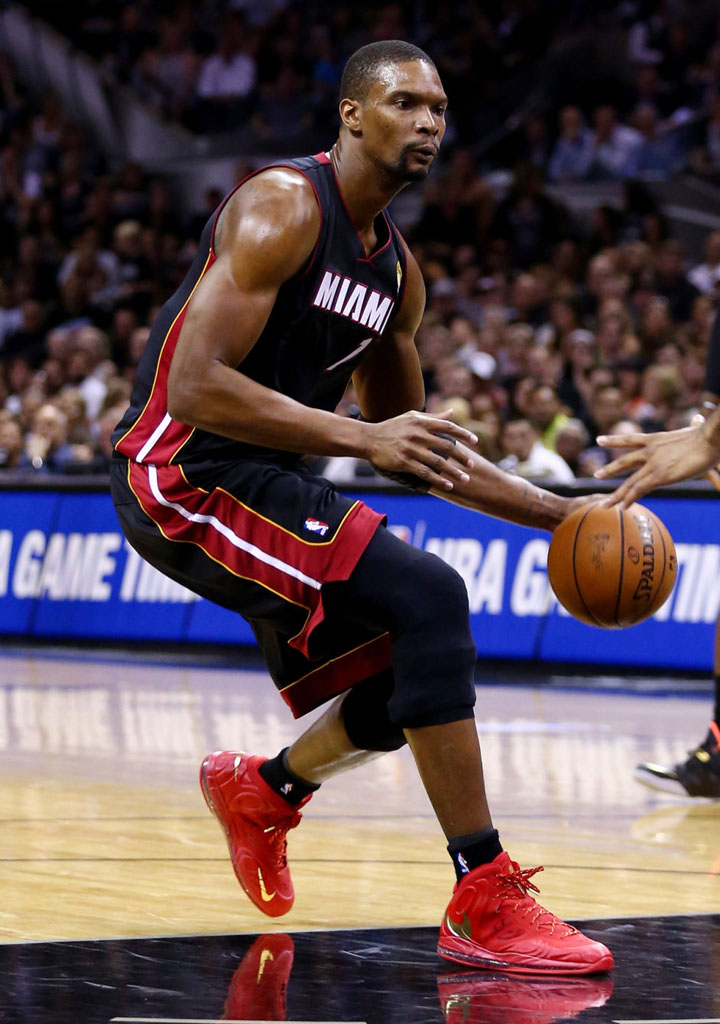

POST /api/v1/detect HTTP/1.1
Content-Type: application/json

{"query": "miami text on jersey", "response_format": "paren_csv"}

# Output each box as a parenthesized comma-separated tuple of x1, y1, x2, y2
(312, 270, 395, 334)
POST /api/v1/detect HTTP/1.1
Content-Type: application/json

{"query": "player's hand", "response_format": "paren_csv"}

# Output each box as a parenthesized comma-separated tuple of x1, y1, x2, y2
(364, 409, 478, 491)
(557, 494, 606, 526)
(594, 423, 718, 507)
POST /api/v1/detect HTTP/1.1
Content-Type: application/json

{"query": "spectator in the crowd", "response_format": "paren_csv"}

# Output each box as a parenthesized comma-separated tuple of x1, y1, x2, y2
(195, 13, 257, 132)
(632, 103, 687, 177)
(0, 279, 24, 352)
(557, 328, 596, 417)
(616, 353, 647, 418)
(634, 363, 684, 431)
(62, 403, 126, 475)
(2, 298, 48, 367)
(528, 384, 571, 452)
(491, 164, 570, 268)
(0, 416, 30, 472)
(654, 240, 700, 322)
(548, 106, 595, 182)
(66, 326, 112, 421)
(688, 230, 720, 297)
(55, 388, 93, 446)
(498, 417, 575, 482)
(585, 383, 626, 439)
(589, 105, 643, 180)
(555, 418, 591, 477)
(251, 66, 314, 141)
(23, 403, 76, 473)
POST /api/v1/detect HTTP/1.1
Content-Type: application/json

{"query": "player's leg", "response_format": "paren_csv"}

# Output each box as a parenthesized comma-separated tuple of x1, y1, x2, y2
(285, 669, 401, 782)
(325, 526, 613, 973)
(200, 668, 404, 917)
(635, 609, 720, 797)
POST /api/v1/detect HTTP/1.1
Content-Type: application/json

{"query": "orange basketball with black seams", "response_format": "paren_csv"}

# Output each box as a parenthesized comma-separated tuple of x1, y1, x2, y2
(547, 503, 677, 628)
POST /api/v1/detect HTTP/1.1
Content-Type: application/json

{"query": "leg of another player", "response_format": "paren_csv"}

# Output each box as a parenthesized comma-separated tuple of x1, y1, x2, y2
(634, 608, 720, 797)
(713, 610, 720, 728)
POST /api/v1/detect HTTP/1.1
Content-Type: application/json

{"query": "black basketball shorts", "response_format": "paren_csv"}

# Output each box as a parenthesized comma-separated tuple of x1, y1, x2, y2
(110, 456, 391, 717)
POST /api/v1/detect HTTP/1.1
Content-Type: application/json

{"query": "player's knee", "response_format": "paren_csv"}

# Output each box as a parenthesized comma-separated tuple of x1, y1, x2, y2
(386, 554, 477, 727)
(341, 670, 407, 752)
(403, 550, 470, 630)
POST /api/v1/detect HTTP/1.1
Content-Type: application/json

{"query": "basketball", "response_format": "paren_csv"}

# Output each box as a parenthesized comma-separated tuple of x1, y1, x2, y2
(547, 503, 677, 628)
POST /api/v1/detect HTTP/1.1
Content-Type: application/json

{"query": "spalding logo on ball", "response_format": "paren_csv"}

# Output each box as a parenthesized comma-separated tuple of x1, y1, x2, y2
(547, 502, 677, 628)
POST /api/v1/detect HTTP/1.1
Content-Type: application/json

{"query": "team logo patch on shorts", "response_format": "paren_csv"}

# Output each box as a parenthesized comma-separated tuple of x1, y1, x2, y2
(304, 518, 329, 536)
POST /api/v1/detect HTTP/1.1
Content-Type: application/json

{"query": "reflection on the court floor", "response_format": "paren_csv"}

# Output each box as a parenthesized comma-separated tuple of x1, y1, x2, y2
(0, 666, 698, 809)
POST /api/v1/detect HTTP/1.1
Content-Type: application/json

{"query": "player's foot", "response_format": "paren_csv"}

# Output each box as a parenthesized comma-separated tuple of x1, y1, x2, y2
(437, 969, 614, 1023)
(634, 722, 720, 798)
(222, 933, 294, 1020)
(437, 851, 614, 975)
(200, 750, 310, 917)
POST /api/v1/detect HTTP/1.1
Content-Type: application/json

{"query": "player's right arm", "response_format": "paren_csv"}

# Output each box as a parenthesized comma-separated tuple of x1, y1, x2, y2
(167, 169, 476, 490)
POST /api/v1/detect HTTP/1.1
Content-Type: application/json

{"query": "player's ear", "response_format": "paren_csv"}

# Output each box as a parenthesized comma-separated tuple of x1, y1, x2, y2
(339, 98, 363, 133)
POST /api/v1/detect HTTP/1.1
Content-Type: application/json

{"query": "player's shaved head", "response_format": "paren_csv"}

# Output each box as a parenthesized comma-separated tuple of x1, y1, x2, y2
(340, 40, 436, 102)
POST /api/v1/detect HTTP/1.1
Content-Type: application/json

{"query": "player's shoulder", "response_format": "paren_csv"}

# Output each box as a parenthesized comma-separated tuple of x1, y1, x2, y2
(214, 164, 321, 262)
(228, 165, 320, 226)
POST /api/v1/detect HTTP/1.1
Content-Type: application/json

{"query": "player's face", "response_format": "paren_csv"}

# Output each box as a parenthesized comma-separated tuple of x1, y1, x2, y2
(360, 62, 447, 181)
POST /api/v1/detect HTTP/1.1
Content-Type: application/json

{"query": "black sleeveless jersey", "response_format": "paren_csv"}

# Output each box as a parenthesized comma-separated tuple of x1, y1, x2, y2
(113, 152, 408, 466)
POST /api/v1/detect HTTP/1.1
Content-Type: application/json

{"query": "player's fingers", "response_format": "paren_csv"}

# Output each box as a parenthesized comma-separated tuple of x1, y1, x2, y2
(405, 458, 455, 491)
(596, 432, 648, 449)
(594, 450, 646, 479)
(451, 439, 482, 468)
(423, 416, 479, 447)
(603, 466, 653, 508)
(614, 475, 651, 509)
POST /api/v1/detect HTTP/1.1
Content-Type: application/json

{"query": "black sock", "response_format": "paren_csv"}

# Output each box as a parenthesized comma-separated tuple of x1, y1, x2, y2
(447, 827, 503, 883)
(258, 747, 321, 806)
(713, 674, 720, 726)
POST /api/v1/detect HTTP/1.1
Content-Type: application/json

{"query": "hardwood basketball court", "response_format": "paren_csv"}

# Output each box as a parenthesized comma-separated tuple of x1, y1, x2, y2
(2, 646, 719, 1022)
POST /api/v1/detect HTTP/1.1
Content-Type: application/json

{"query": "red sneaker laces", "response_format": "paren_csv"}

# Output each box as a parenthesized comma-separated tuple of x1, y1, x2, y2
(263, 810, 302, 868)
(496, 864, 578, 936)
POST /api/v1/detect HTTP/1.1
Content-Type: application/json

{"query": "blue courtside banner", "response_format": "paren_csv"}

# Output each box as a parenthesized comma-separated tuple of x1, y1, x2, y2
(0, 485, 718, 669)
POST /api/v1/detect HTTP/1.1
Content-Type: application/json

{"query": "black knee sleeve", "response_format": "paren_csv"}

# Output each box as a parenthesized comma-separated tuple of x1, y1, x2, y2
(341, 669, 407, 752)
(385, 551, 477, 728)
(330, 527, 478, 732)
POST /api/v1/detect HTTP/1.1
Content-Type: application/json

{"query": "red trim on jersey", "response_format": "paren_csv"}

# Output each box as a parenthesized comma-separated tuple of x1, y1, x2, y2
(280, 633, 392, 717)
(357, 211, 394, 264)
(127, 462, 384, 656)
(313, 151, 331, 164)
(326, 160, 393, 264)
(115, 251, 215, 462)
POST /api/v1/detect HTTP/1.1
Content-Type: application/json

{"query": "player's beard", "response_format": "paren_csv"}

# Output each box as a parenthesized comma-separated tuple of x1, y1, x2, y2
(395, 146, 435, 182)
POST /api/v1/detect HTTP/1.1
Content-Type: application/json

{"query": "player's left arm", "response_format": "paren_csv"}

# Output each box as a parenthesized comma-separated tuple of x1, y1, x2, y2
(351, 240, 426, 420)
(353, 242, 585, 532)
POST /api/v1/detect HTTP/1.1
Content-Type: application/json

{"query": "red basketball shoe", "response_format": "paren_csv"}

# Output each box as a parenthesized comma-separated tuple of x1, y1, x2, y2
(437, 969, 614, 1023)
(200, 751, 310, 917)
(437, 852, 614, 975)
(222, 933, 294, 1021)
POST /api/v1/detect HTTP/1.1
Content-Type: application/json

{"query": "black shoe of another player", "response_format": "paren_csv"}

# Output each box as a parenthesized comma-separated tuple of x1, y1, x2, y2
(634, 723, 720, 798)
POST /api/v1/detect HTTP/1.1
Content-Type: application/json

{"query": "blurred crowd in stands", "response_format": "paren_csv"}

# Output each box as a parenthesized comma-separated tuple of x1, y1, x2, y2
(1, 0, 720, 481)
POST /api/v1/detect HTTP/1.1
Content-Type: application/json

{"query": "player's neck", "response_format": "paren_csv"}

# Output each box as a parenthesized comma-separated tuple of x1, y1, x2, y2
(329, 141, 405, 233)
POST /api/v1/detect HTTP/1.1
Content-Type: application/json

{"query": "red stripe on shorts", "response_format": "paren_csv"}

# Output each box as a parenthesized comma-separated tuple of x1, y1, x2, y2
(280, 633, 392, 717)
(128, 462, 384, 656)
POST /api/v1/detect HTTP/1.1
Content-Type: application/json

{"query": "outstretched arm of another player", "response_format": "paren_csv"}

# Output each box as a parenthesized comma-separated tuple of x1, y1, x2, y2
(166, 170, 476, 491)
(595, 410, 720, 506)
(597, 305, 720, 507)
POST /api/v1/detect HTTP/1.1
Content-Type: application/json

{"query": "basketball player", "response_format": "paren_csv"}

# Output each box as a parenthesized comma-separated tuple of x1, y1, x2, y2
(110, 41, 612, 973)
(599, 306, 720, 798)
